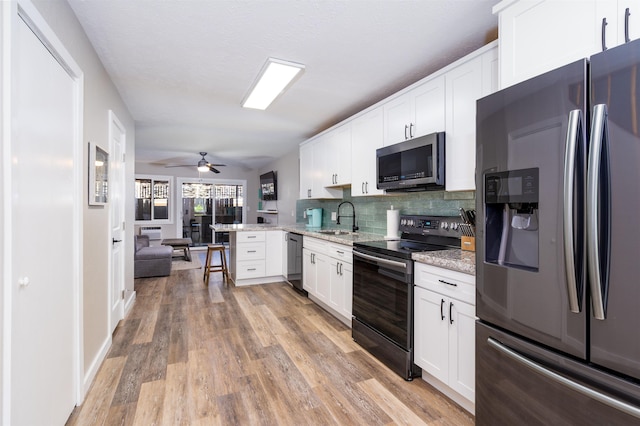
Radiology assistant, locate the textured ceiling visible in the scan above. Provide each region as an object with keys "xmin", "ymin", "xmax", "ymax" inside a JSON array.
[{"xmin": 67, "ymin": 0, "xmax": 499, "ymax": 171}]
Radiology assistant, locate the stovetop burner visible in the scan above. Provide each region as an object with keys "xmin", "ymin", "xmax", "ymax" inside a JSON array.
[{"xmin": 353, "ymin": 214, "xmax": 464, "ymax": 259}]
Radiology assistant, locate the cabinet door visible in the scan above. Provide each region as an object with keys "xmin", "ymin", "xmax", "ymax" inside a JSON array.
[
  {"xmin": 326, "ymin": 124, "xmax": 352, "ymax": 187},
  {"xmin": 445, "ymin": 55, "xmax": 483, "ymax": 191},
  {"xmin": 351, "ymin": 107, "xmax": 385, "ymax": 196},
  {"xmin": 311, "ymin": 136, "xmax": 343, "ymax": 199},
  {"xmin": 448, "ymin": 299, "xmax": 476, "ymax": 403},
  {"xmin": 413, "ymin": 75, "xmax": 446, "ymax": 138},
  {"xmin": 414, "ymin": 287, "xmax": 449, "ymax": 383},
  {"xmin": 383, "ymin": 91, "xmax": 413, "ymax": 145},
  {"xmin": 498, "ymin": 0, "xmax": 614, "ymax": 88},
  {"xmin": 302, "ymin": 249, "xmax": 316, "ymax": 293},
  {"xmin": 340, "ymin": 262, "xmax": 353, "ymax": 321},
  {"xmin": 314, "ymin": 252, "xmax": 331, "ymax": 304},
  {"xmin": 328, "ymin": 258, "xmax": 343, "ymax": 313},
  {"xmin": 265, "ymin": 230, "xmax": 283, "ymax": 277},
  {"xmin": 299, "ymin": 143, "xmax": 314, "ymax": 199}
]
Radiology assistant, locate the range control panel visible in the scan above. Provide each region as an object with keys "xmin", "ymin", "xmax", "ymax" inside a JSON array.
[{"xmin": 399, "ymin": 214, "xmax": 466, "ymax": 237}]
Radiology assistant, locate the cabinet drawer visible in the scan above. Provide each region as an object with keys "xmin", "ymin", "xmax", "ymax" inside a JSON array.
[
  {"xmin": 236, "ymin": 260, "xmax": 266, "ymax": 279},
  {"xmin": 236, "ymin": 231, "xmax": 265, "ymax": 243},
  {"xmin": 236, "ymin": 243, "xmax": 265, "ymax": 260},
  {"xmin": 415, "ymin": 263, "xmax": 475, "ymax": 305},
  {"xmin": 328, "ymin": 243, "xmax": 352, "ymax": 263},
  {"xmin": 303, "ymin": 236, "xmax": 328, "ymax": 255}
]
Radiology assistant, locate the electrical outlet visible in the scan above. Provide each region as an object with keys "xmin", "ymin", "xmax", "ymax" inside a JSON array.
[{"xmin": 331, "ymin": 211, "xmax": 337, "ymax": 221}]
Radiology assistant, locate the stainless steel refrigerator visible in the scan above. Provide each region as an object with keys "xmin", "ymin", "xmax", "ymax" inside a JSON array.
[{"xmin": 476, "ymin": 38, "xmax": 640, "ymax": 424}]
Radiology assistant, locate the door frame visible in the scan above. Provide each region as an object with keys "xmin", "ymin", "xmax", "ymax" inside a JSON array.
[
  {"xmin": 108, "ymin": 110, "xmax": 125, "ymax": 332},
  {"xmin": 1, "ymin": 0, "xmax": 85, "ymax": 420},
  {"xmin": 175, "ymin": 177, "xmax": 247, "ymax": 239}
]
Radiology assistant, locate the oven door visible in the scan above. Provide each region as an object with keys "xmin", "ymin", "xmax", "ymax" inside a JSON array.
[{"xmin": 352, "ymin": 248, "xmax": 413, "ymax": 349}]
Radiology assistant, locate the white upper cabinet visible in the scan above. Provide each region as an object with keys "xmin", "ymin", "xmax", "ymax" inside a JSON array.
[
  {"xmin": 299, "ymin": 142, "xmax": 314, "ymax": 199},
  {"xmin": 325, "ymin": 124, "xmax": 352, "ymax": 187},
  {"xmin": 351, "ymin": 107, "xmax": 385, "ymax": 197},
  {"xmin": 495, "ymin": 0, "xmax": 640, "ymax": 89},
  {"xmin": 384, "ymin": 75, "xmax": 446, "ymax": 146},
  {"xmin": 445, "ymin": 45, "xmax": 498, "ymax": 192},
  {"xmin": 299, "ymin": 136, "xmax": 342, "ymax": 200}
]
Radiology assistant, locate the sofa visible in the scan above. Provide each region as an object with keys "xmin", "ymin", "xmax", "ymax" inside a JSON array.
[{"xmin": 134, "ymin": 234, "xmax": 173, "ymax": 278}]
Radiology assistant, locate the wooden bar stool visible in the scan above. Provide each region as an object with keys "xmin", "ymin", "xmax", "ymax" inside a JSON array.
[{"xmin": 203, "ymin": 244, "xmax": 228, "ymax": 284}]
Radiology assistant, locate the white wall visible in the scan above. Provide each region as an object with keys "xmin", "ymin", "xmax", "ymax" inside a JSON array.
[
  {"xmin": 258, "ymin": 147, "xmax": 300, "ymax": 226},
  {"xmin": 30, "ymin": 0, "xmax": 136, "ymax": 389}
]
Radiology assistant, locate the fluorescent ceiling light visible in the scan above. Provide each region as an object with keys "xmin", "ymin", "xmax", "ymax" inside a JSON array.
[{"xmin": 242, "ymin": 58, "xmax": 305, "ymax": 110}]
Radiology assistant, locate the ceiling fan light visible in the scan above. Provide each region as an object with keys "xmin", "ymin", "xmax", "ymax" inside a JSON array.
[
  {"xmin": 197, "ymin": 158, "xmax": 209, "ymax": 172},
  {"xmin": 242, "ymin": 58, "xmax": 305, "ymax": 110}
]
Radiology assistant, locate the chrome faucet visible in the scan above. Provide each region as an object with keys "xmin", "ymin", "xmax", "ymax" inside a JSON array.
[{"xmin": 336, "ymin": 201, "xmax": 358, "ymax": 233}]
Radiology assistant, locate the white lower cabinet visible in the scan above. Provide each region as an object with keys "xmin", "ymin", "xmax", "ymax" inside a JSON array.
[
  {"xmin": 303, "ymin": 237, "xmax": 353, "ymax": 325},
  {"xmin": 230, "ymin": 230, "xmax": 286, "ymax": 285},
  {"xmin": 414, "ymin": 263, "xmax": 476, "ymax": 413}
]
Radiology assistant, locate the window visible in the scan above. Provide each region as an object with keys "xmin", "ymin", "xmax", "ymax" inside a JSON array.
[{"xmin": 135, "ymin": 175, "xmax": 172, "ymax": 223}]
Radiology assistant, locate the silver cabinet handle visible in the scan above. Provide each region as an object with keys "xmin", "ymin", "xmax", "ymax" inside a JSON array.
[
  {"xmin": 409, "ymin": 123, "xmax": 414, "ymax": 138},
  {"xmin": 602, "ymin": 17, "xmax": 608, "ymax": 51},
  {"xmin": 365, "ymin": 182, "xmax": 368, "ymax": 194},
  {"xmin": 625, "ymin": 8, "xmax": 631, "ymax": 43},
  {"xmin": 404, "ymin": 124, "xmax": 409, "ymax": 140},
  {"xmin": 361, "ymin": 182, "xmax": 365, "ymax": 194},
  {"xmin": 339, "ymin": 262, "xmax": 343, "ymax": 276},
  {"xmin": 247, "ymin": 268, "xmax": 257, "ymax": 271},
  {"xmin": 449, "ymin": 302, "xmax": 454, "ymax": 325},
  {"xmin": 440, "ymin": 299, "xmax": 445, "ymax": 321},
  {"xmin": 587, "ymin": 104, "xmax": 610, "ymax": 320},
  {"xmin": 488, "ymin": 337, "xmax": 640, "ymax": 419},
  {"xmin": 563, "ymin": 109, "xmax": 584, "ymax": 313},
  {"xmin": 247, "ymin": 250, "xmax": 257, "ymax": 253}
]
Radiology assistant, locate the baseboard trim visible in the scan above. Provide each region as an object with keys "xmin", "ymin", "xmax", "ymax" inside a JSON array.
[
  {"xmin": 83, "ymin": 334, "xmax": 111, "ymax": 396},
  {"xmin": 124, "ymin": 290, "xmax": 136, "ymax": 317}
]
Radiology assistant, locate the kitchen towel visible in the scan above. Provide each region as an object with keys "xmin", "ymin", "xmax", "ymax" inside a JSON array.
[{"xmin": 385, "ymin": 207, "xmax": 400, "ymax": 240}]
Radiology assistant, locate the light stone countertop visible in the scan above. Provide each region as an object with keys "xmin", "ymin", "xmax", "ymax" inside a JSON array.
[
  {"xmin": 412, "ymin": 249, "xmax": 476, "ymax": 275},
  {"xmin": 211, "ymin": 223, "xmax": 475, "ymax": 274},
  {"xmin": 209, "ymin": 223, "xmax": 383, "ymax": 245}
]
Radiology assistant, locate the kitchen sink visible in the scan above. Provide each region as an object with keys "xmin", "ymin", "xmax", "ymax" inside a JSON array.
[{"xmin": 316, "ymin": 230, "xmax": 352, "ymax": 235}]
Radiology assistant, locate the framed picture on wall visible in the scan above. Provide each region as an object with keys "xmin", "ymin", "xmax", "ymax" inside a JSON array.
[{"xmin": 89, "ymin": 142, "xmax": 109, "ymax": 205}]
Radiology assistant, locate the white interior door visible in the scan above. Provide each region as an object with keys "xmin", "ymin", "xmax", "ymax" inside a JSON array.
[
  {"xmin": 9, "ymin": 12, "xmax": 79, "ymax": 425},
  {"xmin": 109, "ymin": 111, "xmax": 125, "ymax": 332}
]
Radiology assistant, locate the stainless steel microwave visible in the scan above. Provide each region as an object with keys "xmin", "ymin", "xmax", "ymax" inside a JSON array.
[{"xmin": 376, "ymin": 132, "xmax": 445, "ymax": 191}]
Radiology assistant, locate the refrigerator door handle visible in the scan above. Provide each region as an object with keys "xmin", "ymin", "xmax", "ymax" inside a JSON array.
[
  {"xmin": 488, "ymin": 337, "xmax": 640, "ymax": 419},
  {"xmin": 563, "ymin": 109, "xmax": 583, "ymax": 313},
  {"xmin": 587, "ymin": 104, "xmax": 609, "ymax": 320}
]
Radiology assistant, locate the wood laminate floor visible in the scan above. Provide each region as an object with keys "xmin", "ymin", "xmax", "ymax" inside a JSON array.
[{"xmin": 66, "ymin": 254, "xmax": 474, "ymax": 425}]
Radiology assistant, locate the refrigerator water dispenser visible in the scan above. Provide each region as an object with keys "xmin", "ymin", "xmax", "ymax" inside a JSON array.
[{"xmin": 484, "ymin": 168, "xmax": 540, "ymax": 271}]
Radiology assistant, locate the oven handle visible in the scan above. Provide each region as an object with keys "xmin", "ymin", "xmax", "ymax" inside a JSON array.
[{"xmin": 353, "ymin": 250, "xmax": 407, "ymax": 269}]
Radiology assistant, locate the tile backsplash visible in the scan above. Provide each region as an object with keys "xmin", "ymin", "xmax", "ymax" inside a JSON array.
[{"xmin": 296, "ymin": 188, "xmax": 475, "ymax": 235}]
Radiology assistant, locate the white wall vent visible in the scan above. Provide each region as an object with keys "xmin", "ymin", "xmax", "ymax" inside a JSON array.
[{"xmin": 140, "ymin": 226, "xmax": 162, "ymax": 241}]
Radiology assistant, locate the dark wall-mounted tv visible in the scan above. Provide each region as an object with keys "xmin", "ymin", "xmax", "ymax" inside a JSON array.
[{"xmin": 260, "ymin": 171, "xmax": 277, "ymax": 201}]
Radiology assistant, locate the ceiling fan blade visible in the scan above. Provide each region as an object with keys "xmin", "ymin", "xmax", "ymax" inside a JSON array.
[
  {"xmin": 208, "ymin": 165, "xmax": 221, "ymax": 173},
  {"xmin": 207, "ymin": 163, "xmax": 226, "ymax": 167},
  {"xmin": 164, "ymin": 164, "xmax": 193, "ymax": 168}
]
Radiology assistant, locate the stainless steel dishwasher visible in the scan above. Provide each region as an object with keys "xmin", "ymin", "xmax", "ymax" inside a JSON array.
[{"xmin": 286, "ymin": 232, "xmax": 306, "ymax": 295}]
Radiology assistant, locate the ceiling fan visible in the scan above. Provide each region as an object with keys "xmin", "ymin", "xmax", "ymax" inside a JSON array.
[{"xmin": 165, "ymin": 152, "xmax": 226, "ymax": 174}]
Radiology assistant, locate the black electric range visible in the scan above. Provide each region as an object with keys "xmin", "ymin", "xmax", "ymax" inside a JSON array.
[
  {"xmin": 353, "ymin": 214, "xmax": 464, "ymax": 259},
  {"xmin": 351, "ymin": 214, "xmax": 465, "ymax": 380}
]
